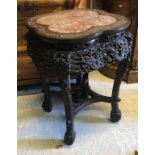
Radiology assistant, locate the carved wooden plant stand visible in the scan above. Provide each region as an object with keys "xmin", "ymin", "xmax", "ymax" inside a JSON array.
[{"xmin": 26, "ymin": 9, "xmax": 133, "ymax": 145}]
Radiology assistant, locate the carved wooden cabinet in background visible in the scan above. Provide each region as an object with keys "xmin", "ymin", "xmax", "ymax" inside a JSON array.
[
  {"xmin": 92, "ymin": 0, "xmax": 138, "ymax": 83},
  {"xmin": 17, "ymin": 0, "xmax": 89, "ymax": 86}
]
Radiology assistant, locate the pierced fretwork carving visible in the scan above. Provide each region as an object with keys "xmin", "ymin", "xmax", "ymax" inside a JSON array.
[{"xmin": 27, "ymin": 31, "xmax": 133, "ymax": 75}]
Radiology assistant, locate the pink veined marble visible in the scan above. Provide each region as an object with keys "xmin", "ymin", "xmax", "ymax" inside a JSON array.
[{"xmin": 36, "ymin": 10, "xmax": 117, "ymax": 33}]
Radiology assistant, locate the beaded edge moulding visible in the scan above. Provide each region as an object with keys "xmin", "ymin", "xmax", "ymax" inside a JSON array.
[{"xmin": 25, "ymin": 9, "xmax": 130, "ymax": 40}]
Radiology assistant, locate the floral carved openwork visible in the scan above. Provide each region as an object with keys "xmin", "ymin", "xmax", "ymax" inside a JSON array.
[{"xmin": 27, "ymin": 31, "xmax": 132, "ymax": 75}]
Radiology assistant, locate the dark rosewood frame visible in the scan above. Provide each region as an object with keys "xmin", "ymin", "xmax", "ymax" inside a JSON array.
[{"xmin": 26, "ymin": 10, "xmax": 133, "ymax": 145}]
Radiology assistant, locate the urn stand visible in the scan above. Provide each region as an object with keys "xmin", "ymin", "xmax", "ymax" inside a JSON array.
[{"xmin": 26, "ymin": 9, "xmax": 133, "ymax": 145}]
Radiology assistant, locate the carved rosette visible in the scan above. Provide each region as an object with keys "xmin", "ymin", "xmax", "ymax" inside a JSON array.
[{"xmin": 27, "ymin": 31, "xmax": 133, "ymax": 75}]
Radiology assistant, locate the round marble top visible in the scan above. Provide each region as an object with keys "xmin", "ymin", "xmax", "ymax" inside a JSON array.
[{"xmin": 26, "ymin": 9, "xmax": 130, "ymax": 40}]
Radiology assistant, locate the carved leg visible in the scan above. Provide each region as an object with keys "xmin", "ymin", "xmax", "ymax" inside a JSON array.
[
  {"xmin": 38, "ymin": 69, "xmax": 52, "ymax": 112},
  {"xmin": 60, "ymin": 74, "xmax": 76, "ymax": 145},
  {"xmin": 42, "ymin": 75, "xmax": 53, "ymax": 112},
  {"xmin": 110, "ymin": 58, "xmax": 129, "ymax": 122},
  {"xmin": 72, "ymin": 73, "xmax": 89, "ymax": 102},
  {"xmin": 81, "ymin": 73, "xmax": 89, "ymax": 98}
]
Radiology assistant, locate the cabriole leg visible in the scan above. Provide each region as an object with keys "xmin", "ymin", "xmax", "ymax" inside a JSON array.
[
  {"xmin": 110, "ymin": 58, "xmax": 129, "ymax": 122},
  {"xmin": 38, "ymin": 69, "xmax": 52, "ymax": 112},
  {"xmin": 72, "ymin": 73, "xmax": 89, "ymax": 102},
  {"xmin": 60, "ymin": 74, "xmax": 76, "ymax": 145}
]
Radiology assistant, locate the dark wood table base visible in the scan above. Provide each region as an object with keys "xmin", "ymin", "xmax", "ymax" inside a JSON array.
[
  {"xmin": 41, "ymin": 59, "xmax": 129, "ymax": 144},
  {"xmin": 26, "ymin": 31, "xmax": 132, "ymax": 145},
  {"xmin": 26, "ymin": 9, "xmax": 133, "ymax": 145}
]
